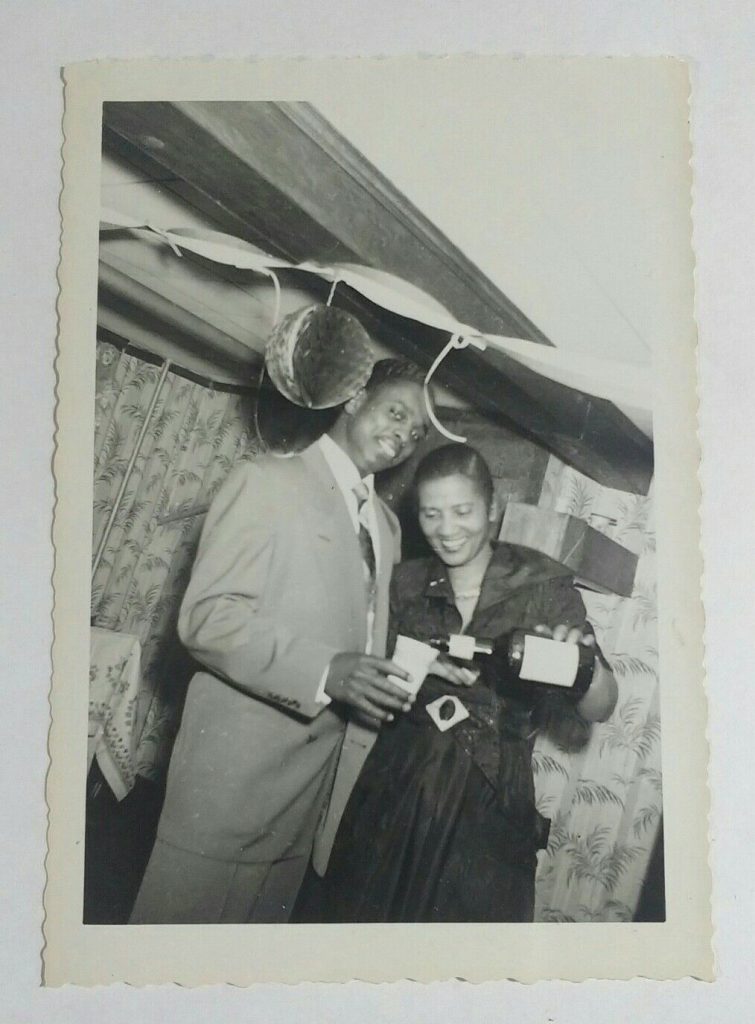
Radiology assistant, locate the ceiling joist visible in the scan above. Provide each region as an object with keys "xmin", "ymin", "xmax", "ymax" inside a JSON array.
[{"xmin": 102, "ymin": 101, "xmax": 654, "ymax": 493}]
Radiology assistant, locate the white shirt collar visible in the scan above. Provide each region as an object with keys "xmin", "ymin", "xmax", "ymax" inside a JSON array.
[{"xmin": 317, "ymin": 433, "xmax": 375, "ymax": 501}]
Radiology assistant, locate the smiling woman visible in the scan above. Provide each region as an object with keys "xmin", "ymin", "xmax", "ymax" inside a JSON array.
[{"xmin": 295, "ymin": 443, "xmax": 616, "ymax": 923}]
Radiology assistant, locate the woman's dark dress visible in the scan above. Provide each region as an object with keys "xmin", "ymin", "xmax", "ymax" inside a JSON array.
[{"xmin": 309, "ymin": 543, "xmax": 590, "ymax": 923}]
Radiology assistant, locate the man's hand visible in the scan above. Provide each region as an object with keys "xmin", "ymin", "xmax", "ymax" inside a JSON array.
[{"xmin": 324, "ymin": 653, "xmax": 414, "ymax": 722}]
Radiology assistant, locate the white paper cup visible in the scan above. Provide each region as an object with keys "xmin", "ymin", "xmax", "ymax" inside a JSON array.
[{"xmin": 389, "ymin": 635, "xmax": 439, "ymax": 696}]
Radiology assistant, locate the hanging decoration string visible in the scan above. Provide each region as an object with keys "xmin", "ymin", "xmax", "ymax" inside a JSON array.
[
  {"xmin": 265, "ymin": 268, "xmax": 282, "ymax": 328},
  {"xmin": 423, "ymin": 334, "xmax": 474, "ymax": 444},
  {"xmin": 253, "ymin": 269, "xmax": 283, "ymax": 455},
  {"xmin": 146, "ymin": 223, "xmax": 184, "ymax": 259},
  {"xmin": 326, "ymin": 277, "xmax": 339, "ymax": 306}
]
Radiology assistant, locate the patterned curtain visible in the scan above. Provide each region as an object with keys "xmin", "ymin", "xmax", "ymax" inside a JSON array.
[
  {"xmin": 91, "ymin": 339, "xmax": 259, "ymax": 779},
  {"xmin": 91, "ymin": 343, "xmax": 661, "ymax": 918},
  {"xmin": 533, "ymin": 456, "xmax": 660, "ymax": 922}
]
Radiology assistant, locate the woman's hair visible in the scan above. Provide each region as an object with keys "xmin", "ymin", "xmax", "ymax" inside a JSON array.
[{"xmin": 413, "ymin": 443, "xmax": 495, "ymax": 508}]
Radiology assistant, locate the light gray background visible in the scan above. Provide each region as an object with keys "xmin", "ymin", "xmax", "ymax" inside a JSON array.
[{"xmin": 1, "ymin": 0, "xmax": 751, "ymax": 1018}]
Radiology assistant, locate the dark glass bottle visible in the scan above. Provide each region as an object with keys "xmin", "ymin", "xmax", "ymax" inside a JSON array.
[{"xmin": 428, "ymin": 628, "xmax": 595, "ymax": 699}]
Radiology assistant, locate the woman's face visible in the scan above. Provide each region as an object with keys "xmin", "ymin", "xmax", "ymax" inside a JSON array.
[{"xmin": 417, "ymin": 472, "xmax": 496, "ymax": 569}]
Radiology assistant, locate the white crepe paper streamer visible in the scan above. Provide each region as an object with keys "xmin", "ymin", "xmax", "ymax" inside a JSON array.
[
  {"xmin": 317, "ymin": 261, "xmax": 467, "ymax": 336},
  {"xmin": 165, "ymin": 229, "xmax": 292, "ymax": 272},
  {"xmin": 99, "ymin": 211, "xmax": 653, "ymax": 420},
  {"xmin": 146, "ymin": 224, "xmax": 184, "ymax": 259},
  {"xmin": 480, "ymin": 332, "xmax": 652, "ymax": 413},
  {"xmin": 100, "ymin": 208, "xmax": 150, "ymax": 230},
  {"xmin": 100, "ymin": 209, "xmax": 293, "ymax": 273}
]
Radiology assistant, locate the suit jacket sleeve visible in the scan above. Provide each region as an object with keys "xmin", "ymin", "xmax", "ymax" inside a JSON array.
[{"xmin": 177, "ymin": 459, "xmax": 340, "ymax": 720}]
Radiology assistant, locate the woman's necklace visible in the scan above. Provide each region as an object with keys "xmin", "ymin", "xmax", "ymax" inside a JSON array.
[
  {"xmin": 453, "ymin": 584, "xmax": 482, "ymax": 632},
  {"xmin": 450, "ymin": 546, "xmax": 493, "ymax": 631},
  {"xmin": 448, "ymin": 544, "xmax": 493, "ymax": 629}
]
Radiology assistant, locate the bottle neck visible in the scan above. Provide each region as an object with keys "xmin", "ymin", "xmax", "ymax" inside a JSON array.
[
  {"xmin": 430, "ymin": 634, "xmax": 495, "ymax": 660},
  {"xmin": 430, "ymin": 629, "xmax": 595, "ymax": 696}
]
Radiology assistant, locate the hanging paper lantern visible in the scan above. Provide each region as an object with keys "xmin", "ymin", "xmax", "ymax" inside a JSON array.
[{"xmin": 264, "ymin": 303, "xmax": 375, "ymax": 409}]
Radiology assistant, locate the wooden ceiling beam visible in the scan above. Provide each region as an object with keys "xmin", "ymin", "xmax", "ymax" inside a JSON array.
[
  {"xmin": 101, "ymin": 101, "xmax": 654, "ymax": 493},
  {"xmin": 333, "ymin": 292, "xmax": 653, "ymax": 492},
  {"xmin": 98, "ymin": 259, "xmax": 259, "ymax": 377}
]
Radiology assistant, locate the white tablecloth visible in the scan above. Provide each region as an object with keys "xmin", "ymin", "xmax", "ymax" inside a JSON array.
[{"xmin": 89, "ymin": 627, "xmax": 142, "ymax": 801}]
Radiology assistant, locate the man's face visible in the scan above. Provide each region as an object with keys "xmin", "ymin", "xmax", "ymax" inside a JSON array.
[{"xmin": 343, "ymin": 380, "xmax": 429, "ymax": 475}]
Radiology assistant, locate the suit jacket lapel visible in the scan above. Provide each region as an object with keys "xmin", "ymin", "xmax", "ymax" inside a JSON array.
[
  {"xmin": 299, "ymin": 444, "xmax": 368, "ymax": 649},
  {"xmin": 374, "ymin": 499, "xmax": 395, "ymax": 586},
  {"xmin": 372, "ymin": 498, "xmax": 398, "ymax": 656}
]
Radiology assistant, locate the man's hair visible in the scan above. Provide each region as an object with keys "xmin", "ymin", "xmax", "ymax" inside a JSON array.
[
  {"xmin": 363, "ymin": 357, "xmax": 427, "ymax": 393},
  {"xmin": 413, "ymin": 443, "xmax": 495, "ymax": 508}
]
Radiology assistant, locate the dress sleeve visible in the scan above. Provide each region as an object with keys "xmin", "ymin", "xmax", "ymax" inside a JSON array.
[{"xmin": 529, "ymin": 574, "xmax": 589, "ymax": 631}]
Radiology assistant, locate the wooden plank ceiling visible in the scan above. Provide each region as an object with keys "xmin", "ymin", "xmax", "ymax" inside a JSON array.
[{"xmin": 101, "ymin": 101, "xmax": 653, "ymax": 493}]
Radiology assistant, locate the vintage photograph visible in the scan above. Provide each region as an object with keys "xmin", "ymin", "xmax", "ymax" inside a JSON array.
[{"xmin": 47, "ymin": 57, "xmax": 709, "ymax": 984}]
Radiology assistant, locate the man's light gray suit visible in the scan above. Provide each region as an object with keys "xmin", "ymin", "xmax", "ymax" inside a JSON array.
[{"xmin": 130, "ymin": 442, "xmax": 398, "ymax": 922}]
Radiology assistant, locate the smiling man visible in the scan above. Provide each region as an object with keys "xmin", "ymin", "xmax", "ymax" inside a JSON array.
[{"xmin": 130, "ymin": 358, "xmax": 431, "ymax": 924}]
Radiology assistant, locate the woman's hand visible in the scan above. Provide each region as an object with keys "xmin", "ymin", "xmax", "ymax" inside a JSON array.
[
  {"xmin": 533, "ymin": 623, "xmax": 617, "ymax": 722},
  {"xmin": 430, "ymin": 655, "xmax": 479, "ymax": 687},
  {"xmin": 533, "ymin": 623, "xmax": 595, "ymax": 647}
]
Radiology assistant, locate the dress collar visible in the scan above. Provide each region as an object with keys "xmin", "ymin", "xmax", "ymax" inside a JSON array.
[{"xmin": 423, "ymin": 542, "xmax": 573, "ymax": 612}]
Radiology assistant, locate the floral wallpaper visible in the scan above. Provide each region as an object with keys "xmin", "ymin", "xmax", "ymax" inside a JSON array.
[
  {"xmin": 91, "ymin": 341, "xmax": 661, "ymax": 919},
  {"xmin": 533, "ymin": 457, "xmax": 661, "ymax": 922},
  {"xmin": 91, "ymin": 340, "xmax": 258, "ymax": 778}
]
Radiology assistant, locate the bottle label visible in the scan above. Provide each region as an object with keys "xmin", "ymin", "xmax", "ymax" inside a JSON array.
[
  {"xmin": 447, "ymin": 634, "xmax": 477, "ymax": 661},
  {"xmin": 519, "ymin": 635, "xmax": 579, "ymax": 687}
]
